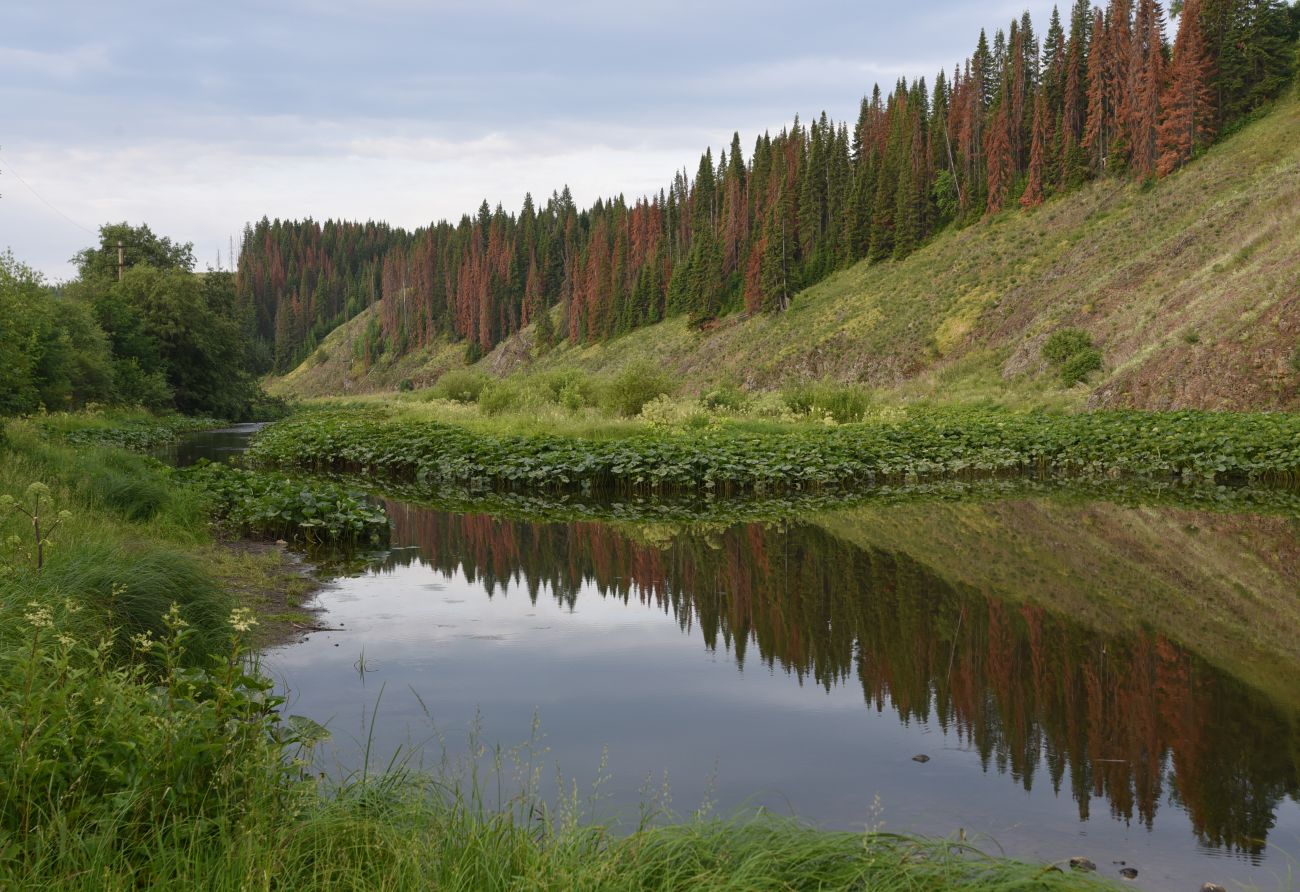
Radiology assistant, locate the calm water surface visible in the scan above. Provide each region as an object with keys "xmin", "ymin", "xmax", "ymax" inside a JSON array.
[{"xmin": 185, "ymin": 428, "xmax": 1300, "ymax": 890}]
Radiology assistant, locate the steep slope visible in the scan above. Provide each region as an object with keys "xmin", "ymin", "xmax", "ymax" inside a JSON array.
[{"xmin": 272, "ymin": 86, "xmax": 1300, "ymax": 410}]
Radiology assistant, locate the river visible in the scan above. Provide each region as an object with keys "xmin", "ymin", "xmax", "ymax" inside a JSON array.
[{"xmin": 177, "ymin": 425, "xmax": 1300, "ymax": 889}]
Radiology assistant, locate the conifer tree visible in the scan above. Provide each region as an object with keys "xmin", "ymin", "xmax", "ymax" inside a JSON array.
[
  {"xmin": 1022, "ymin": 91, "xmax": 1051, "ymax": 207},
  {"xmin": 1128, "ymin": 0, "xmax": 1168, "ymax": 178},
  {"xmin": 1157, "ymin": 0, "xmax": 1217, "ymax": 175},
  {"xmin": 986, "ymin": 102, "xmax": 1016, "ymax": 212}
]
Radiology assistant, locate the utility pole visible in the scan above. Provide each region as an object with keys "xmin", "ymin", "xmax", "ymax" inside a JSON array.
[{"xmin": 117, "ymin": 240, "xmax": 124, "ymax": 282}]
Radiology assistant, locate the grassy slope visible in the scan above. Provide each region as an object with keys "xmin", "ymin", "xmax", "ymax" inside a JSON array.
[{"xmin": 274, "ymin": 85, "xmax": 1300, "ymax": 410}]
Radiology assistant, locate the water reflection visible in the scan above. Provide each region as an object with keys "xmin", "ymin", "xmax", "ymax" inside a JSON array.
[
  {"xmin": 377, "ymin": 501, "xmax": 1300, "ymax": 857},
  {"xmin": 154, "ymin": 422, "xmax": 267, "ymax": 467}
]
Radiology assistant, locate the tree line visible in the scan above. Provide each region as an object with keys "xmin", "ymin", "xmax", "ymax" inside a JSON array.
[
  {"xmin": 0, "ymin": 224, "xmax": 276, "ymax": 419},
  {"xmin": 238, "ymin": 0, "xmax": 1298, "ymax": 373}
]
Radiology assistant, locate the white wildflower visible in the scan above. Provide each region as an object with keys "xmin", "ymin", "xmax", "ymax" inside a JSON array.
[{"xmin": 228, "ymin": 607, "xmax": 258, "ymax": 634}]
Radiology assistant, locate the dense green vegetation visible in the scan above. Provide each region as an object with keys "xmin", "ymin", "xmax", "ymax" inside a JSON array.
[
  {"xmin": 0, "ymin": 225, "xmax": 286, "ymax": 421},
  {"xmin": 35, "ymin": 409, "xmax": 223, "ymax": 451},
  {"xmin": 250, "ymin": 405, "xmax": 1300, "ymax": 495},
  {"xmin": 180, "ymin": 460, "xmax": 389, "ymax": 547},
  {"xmin": 0, "ymin": 415, "xmax": 1119, "ymax": 891}
]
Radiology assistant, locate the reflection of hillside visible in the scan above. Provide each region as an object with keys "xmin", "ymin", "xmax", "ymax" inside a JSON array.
[{"xmin": 382, "ymin": 500, "xmax": 1300, "ymax": 855}]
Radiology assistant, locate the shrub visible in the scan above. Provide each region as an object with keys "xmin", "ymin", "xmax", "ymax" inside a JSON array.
[
  {"xmin": 1042, "ymin": 329, "xmax": 1094, "ymax": 365},
  {"xmin": 602, "ymin": 362, "xmax": 675, "ymax": 417},
  {"xmin": 702, "ymin": 384, "xmax": 748, "ymax": 412},
  {"xmin": 397, "ymin": 378, "xmax": 414, "ymax": 393},
  {"xmin": 537, "ymin": 370, "xmax": 600, "ymax": 409},
  {"xmin": 781, "ymin": 380, "xmax": 872, "ymax": 423},
  {"xmin": 1042, "ymin": 328, "xmax": 1103, "ymax": 387},
  {"xmin": 430, "ymin": 370, "xmax": 489, "ymax": 404},
  {"xmin": 639, "ymin": 396, "xmax": 708, "ymax": 428},
  {"xmin": 1059, "ymin": 348, "xmax": 1103, "ymax": 386},
  {"xmin": 478, "ymin": 379, "xmax": 529, "ymax": 416},
  {"xmin": 1291, "ymin": 343, "xmax": 1300, "ymax": 375}
]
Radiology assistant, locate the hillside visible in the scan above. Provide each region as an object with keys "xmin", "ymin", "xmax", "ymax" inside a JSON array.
[{"xmin": 270, "ymin": 84, "xmax": 1300, "ymax": 411}]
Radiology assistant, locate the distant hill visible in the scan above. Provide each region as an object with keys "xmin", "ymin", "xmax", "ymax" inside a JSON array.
[{"xmin": 271, "ymin": 83, "xmax": 1299, "ymax": 412}]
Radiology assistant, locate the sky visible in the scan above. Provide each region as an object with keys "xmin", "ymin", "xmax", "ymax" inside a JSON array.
[{"xmin": 2, "ymin": 0, "xmax": 1058, "ymax": 282}]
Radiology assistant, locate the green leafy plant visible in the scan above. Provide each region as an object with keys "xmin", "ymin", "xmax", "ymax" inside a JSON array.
[
  {"xmin": 247, "ymin": 406, "xmax": 1300, "ymax": 497},
  {"xmin": 1042, "ymin": 329, "xmax": 1103, "ymax": 386},
  {"xmin": 0, "ymin": 483, "xmax": 71, "ymax": 571},
  {"xmin": 180, "ymin": 461, "xmax": 389, "ymax": 547},
  {"xmin": 1059, "ymin": 348, "xmax": 1103, "ymax": 386},
  {"xmin": 1042, "ymin": 329, "xmax": 1094, "ymax": 365},
  {"xmin": 781, "ymin": 380, "xmax": 873, "ymax": 423},
  {"xmin": 602, "ymin": 362, "xmax": 675, "ymax": 417},
  {"xmin": 429, "ymin": 369, "xmax": 489, "ymax": 404}
]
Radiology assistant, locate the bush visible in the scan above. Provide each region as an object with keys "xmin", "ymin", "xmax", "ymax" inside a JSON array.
[
  {"xmin": 536, "ymin": 369, "xmax": 600, "ymax": 410},
  {"xmin": 781, "ymin": 380, "xmax": 873, "ymax": 423},
  {"xmin": 1042, "ymin": 328, "xmax": 1103, "ymax": 387},
  {"xmin": 1059, "ymin": 348, "xmax": 1103, "ymax": 386},
  {"xmin": 478, "ymin": 379, "xmax": 529, "ymax": 416},
  {"xmin": 639, "ymin": 396, "xmax": 708, "ymax": 428},
  {"xmin": 430, "ymin": 370, "xmax": 489, "ymax": 404},
  {"xmin": 1042, "ymin": 329, "xmax": 1094, "ymax": 365},
  {"xmin": 602, "ymin": 362, "xmax": 675, "ymax": 417},
  {"xmin": 702, "ymin": 384, "xmax": 748, "ymax": 412}
]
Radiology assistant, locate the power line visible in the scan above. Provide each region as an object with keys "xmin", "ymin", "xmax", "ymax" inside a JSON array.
[{"xmin": 0, "ymin": 147, "xmax": 98, "ymax": 236}]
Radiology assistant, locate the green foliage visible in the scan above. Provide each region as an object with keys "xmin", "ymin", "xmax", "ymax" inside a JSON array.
[
  {"xmin": 0, "ymin": 589, "xmax": 323, "ymax": 884},
  {"xmin": 1059, "ymin": 348, "xmax": 1103, "ymax": 386},
  {"xmin": 536, "ymin": 369, "xmax": 601, "ymax": 409},
  {"xmin": 0, "ymin": 252, "xmax": 116, "ymax": 415},
  {"xmin": 72, "ymin": 221, "xmax": 196, "ymax": 282},
  {"xmin": 1042, "ymin": 329, "xmax": 1095, "ymax": 365},
  {"xmin": 602, "ymin": 361, "xmax": 676, "ymax": 417},
  {"xmin": 0, "ymin": 483, "xmax": 71, "ymax": 572},
  {"xmin": 38, "ymin": 411, "xmax": 221, "ymax": 452},
  {"xmin": 782, "ymin": 380, "xmax": 874, "ymax": 423},
  {"xmin": 430, "ymin": 369, "xmax": 490, "ymax": 404},
  {"xmin": 82, "ymin": 454, "xmax": 170, "ymax": 522},
  {"xmin": 249, "ymin": 407, "xmax": 1300, "ymax": 496},
  {"xmin": 1042, "ymin": 330, "xmax": 1103, "ymax": 387},
  {"xmin": 702, "ymin": 383, "xmax": 749, "ymax": 412},
  {"xmin": 4, "ymin": 230, "xmax": 278, "ymax": 421},
  {"xmin": 180, "ymin": 461, "xmax": 389, "ymax": 547},
  {"xmin": 477, "ymin": 379, "xmax": 528, "ymax": 416}
]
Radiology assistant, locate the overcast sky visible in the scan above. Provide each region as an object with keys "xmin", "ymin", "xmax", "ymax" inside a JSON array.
[{"xmin": 2, "ymin": 0, "xmax": 1057, "ymax": 282}]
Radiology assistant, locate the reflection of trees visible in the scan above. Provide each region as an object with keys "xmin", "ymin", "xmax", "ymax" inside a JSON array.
[{"xmin": 382, "ymin": 501, "xmax": 1300, "ymax": 855}]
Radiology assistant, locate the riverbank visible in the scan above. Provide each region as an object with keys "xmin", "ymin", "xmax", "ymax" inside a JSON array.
[
  {"xmin": 1, "ymin": 411, "xmax": 1127, "ymax": 889},
  {"xmin": 249, "ymin": 398, "xmax": 1300, "ymax": 495}
]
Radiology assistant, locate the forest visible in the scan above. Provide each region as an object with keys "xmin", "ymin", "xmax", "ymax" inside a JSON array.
[
  {"xmin": 0, "ymin": 225, "xmax": 277, "ymax": 420},
  {"xmin": 236, "ymin": 0, "xmax": 1299, "ymax": 375}
]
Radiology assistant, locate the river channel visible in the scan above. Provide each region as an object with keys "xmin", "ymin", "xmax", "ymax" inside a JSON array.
[{"xmin": 174, "ymin": 425, "xmax": 1300, "ymax": 889}]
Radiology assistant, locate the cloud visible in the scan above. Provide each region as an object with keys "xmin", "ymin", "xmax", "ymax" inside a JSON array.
[
  {"xmin": 0, "ymin": 43, "xmax": 112, "ymax": 80},
  {"xmin": 0, "ymin": 0, "xmax": 1061, "ymax": 280}
]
